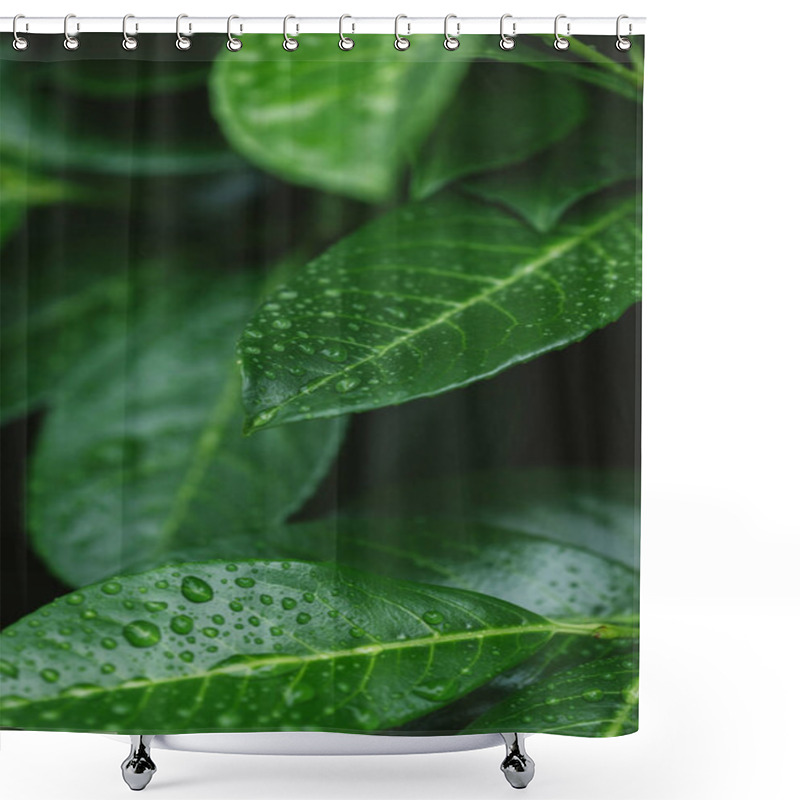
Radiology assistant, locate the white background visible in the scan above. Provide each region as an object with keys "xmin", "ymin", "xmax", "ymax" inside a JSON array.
[{"xmin": 2, "ymin": 1, "xmax": 799, "ymax": 798}]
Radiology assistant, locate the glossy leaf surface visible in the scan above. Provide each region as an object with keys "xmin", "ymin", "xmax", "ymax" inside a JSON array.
[
  {"xmin": 464, "ymin": 653, "xmax": 639, "ymax": 735},
  {"xmin": 239, "ymin": 192, "xmax": 641, "ymax": 432},
  {"xmin": 211, "ymin": 35, "xmax": 469, "ymax": 201},
  {"xmin": 0, "ymin": 560, "xmax": 566, "ymax": 733}
]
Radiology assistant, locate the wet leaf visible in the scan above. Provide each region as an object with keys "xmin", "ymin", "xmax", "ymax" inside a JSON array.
[
  {"xmin": 464, "ymin": 653, "xmax": 639, "ymax": 736},
  {"xmin": 239, "ymin": 191, "xmax": 641, "ymax": 432},
  {"xmin": 0, "ymin": 560, "xmax": 579, "ymax": 733}
]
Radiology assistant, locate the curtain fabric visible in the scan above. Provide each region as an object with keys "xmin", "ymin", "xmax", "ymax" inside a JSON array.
[{"xmin": 0, "ymin": 33, "xmax": 643, "ymax": 738}]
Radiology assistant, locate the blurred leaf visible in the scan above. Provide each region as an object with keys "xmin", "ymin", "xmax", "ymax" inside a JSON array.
[
  {"xmin": 0, "ymin": 61, "xmax": 240, "ymax": 176},
  {"xmin": 238, "ymin": 191, "xmax": 641, "ymax": 433},
  {"xmin": 0, "ymin": 244, "xmax": 135, "ymax": 421},
  {"xmin": 0, "ymin": 560, "xmax": 574, "ymax": 733},
  {"xmin": 29, "ymin": 267, "xmax": 346, "ymax": 588},
  {"xmin": 47, "ymin": 60, "xmax": 210, "ymax": 98},
  {"xmin": 351, "ymin": 469, "xmax": 640, "ymax": 569},
  {"xmin": 464, "ymin": 653, "xmax": 639, "ymax": 735},
  {"xmin": 412, "ymin": 67, "xmax": 586, "ymax": 198},
  {"xmin": 210, "ymin": 35, "xmax": 469, "ymax": 202},
  {"xmin": 463, "ymin": 120, "xmax": 640, "ymax": 232},
  {"xmin": 0, "ymin": 165, "xmax": 84, "ymax": 248}
]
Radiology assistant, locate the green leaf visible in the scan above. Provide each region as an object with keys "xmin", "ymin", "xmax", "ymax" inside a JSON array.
[
  {"xmin": 350, "ymin": 469, "xmax": 640, "ymax": 569},
  {"xmin": 28, "ymin": 268, "xmax": 345, "ymax": 588},
  {"xmin": 464, "ymin": 653, "xmax": 639, "ymax": 736},
  {"xmin": 0, "ymin": 61, "xmax": 240, "ymax": 176},
  {"xmin": 0, "ymin": 560, "xmax": 589, "ymax": 733},
  {"xmin": 463, "ymin": 118, "xmax": 640, "ymax": 232},
  {"xmin": 411, "ymin": 67, "xmax": 586, "ymax": 199},
  {"xmin": 0, "ymin": 165, "xmax": 83, "ymax": 248},
  {"xmin": 0, "ymin": 244, "xmax": 136, "ymax": 421},
  {"xmin": 46, "ymin": 60, "xmax": 210, "ymax": 98},
  {"xmin": 243, "ymin": 516, "xmax": 637, "ymax": 622},
  {"xmin": 210, "ymin": 35, "xmax": 469, "ymax": 202},
  {"xmin": 239, "ymin": 191, "xmax": 641, "ymax": 433}
]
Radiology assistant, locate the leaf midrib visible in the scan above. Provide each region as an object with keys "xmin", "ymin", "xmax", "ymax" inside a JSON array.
[
  {"xmin": 252, "ymin": 196, "xmax": 637, "ymax": 426},
  {"xmin": 7, "ymin": 617, "xmax": 636, "ymax": 709}
]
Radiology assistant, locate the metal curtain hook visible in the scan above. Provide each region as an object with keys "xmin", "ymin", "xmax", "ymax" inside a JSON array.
[
  {"xmin": 283, "ymin": 15, "xmax": 299, "ymax": 51},
  {"xmin": 616, "ymin": 14, "xmax": 632, "ymax": 50},
  {"xmin": 339, "ymin": 14, "xmax": 354, "ymax": 50},
  {"xmin": 12, "ymin": 14, "xmax": 28, "ymax": 51},
  {"xmin": 443, "ymin": 14, "xmax": 460, "ymax": 51},
  {"xmin": 176, "ymin": 13, "xmax": 192, "ymax": 50},
  {"xmin": 554, "ymin": 14, "xmax": 570, "ymax": 51},
  {"xmin": 122, "ymin": 14, "xmax": 138, "ymax": 51},
  {"xmin": 63, "ymin": 13, "xmax": 79, "ymax": 50},
  {"xmin": 499, "ymin": 14, "xmax": 516, "ymax": 51},
  {"xmin": 394, "ymin": 14, "xmax": 410, "ymax": 50},
  {"xmin": 227, "ymin": 15, "xmax": 243, "ymax": 51}
]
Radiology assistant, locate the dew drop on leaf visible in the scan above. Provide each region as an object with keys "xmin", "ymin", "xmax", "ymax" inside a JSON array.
[
  {"xmin": 123, "ymin": 620, "xmax": 162, "ymax": 648},
  {"xmin": 422, "ymin": 610, "xmax": 444, "ymax": 625},
  {"xmin": 170, "ymin": 615, "xmax": 194, "ymax": 635},
  {"xmin": 281, "ymin": 597, "xmax": 297, "ymax": 610},
  {"xmin": 101, "ymin": 581, "xmax": 122, "ymax": 595},
  {"xmin": 144, "ymin": 601, "xmax": 168, "ymax": 613},
  {"xmin": 65, "ymin": 593, "xmax": 85, "ymax": 606},
  {"xmin": 582, "ymin": 689, "xmax": 604, "ymax": 703},
  {"xmin": 40, "ymin": 668, "xmax": 60, "ymax": 683},
  {"xmin": 101, "ymin": 637, "xmax": 118, "ymax": 650},
  {"xmin": 234, "ymin": 577, "xmax": 255, "ymax": 588},
  {"xmin": 0, "ymin": 660, "xmax": 19, "ymax": 679},
  {"xmin": 260, "ymin": 594, "xmax": 273, "ymax": 606},
  {"xmin": 181, "ymin": 576, "xmax": 214, "ymax": 603},
  {"xmin": 296, "ymin": 612, "xmax": 311, "ymax": 625}
]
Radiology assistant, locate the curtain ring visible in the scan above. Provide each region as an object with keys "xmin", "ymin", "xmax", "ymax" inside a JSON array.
[
  {"xmin": 63, "ymin": 13, "xmax": 79, "ymax": 51},
  {"xmin": 616, "ymin": 14, "xmax": 632, "ymax": 51},
  {"xmin": 227, "ymin": 15, "xmax": 243, "ymax": 51},
  {"xmin": 338, "ymin": 14, "xmax": 355, "ymax": 50},
  {"xmin": 499, "ymin": 14, "xmax": 516, "ymax": 51},
  {"xmin": 122, "ymin": 14, "xmax": 138, "ymax": 51},
  {"xmin": 554, "ymin": 14, "xmax": 570, "ymax": 51},
  {"xmin": 176, "ymin": 14, "xmax": 192, "ymax": 50},
  {"xmin": 394, "ymin": 14, "xmax": 410, "ymax": 51},
  {"xmin": 443, "ymin": 14, "xmax": 460, "ymax": 51},
  {"xmin": 12, "ymin": 15, "xmax": 28, "ymax": 51},
  {"xmin": 283, "ymin": 15, "xmax": 299, "ymax": 51}
]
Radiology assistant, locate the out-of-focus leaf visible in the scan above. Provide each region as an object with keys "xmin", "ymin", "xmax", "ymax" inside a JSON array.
[
  {"xmin": 0, "ymin": 61, "xmax": 240, "ymax": 175},
  {"xmin": 411, "ymin": 67, "xmax": 586, "ymax": 199},
  {"xmin": 238, "ymin": 192, "xmax": 641, "ymax": 433},
  {"xmin": 210, "ymin": 35, "xmax": 469, "ymax": 202},
  {"xmin": 29, "ymin": 267, "xmax": 346, "ymax": 588},
  {"xmin": 463, "ymin": 120, "xmax": 640, "ymax": 232}
]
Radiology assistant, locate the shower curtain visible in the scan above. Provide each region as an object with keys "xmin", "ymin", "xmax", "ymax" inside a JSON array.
[{"xmin": 0, "ymin": 31, "xmax": 642, "ymax": 739}]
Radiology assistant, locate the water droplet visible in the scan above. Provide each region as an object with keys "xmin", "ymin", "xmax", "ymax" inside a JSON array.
[
  {"xmin": 235, "ymin": 577, "xmax": 255, "ymax": 588},
  {"xmin": 144, "ymin": 601, "xmax": 167, "ymax": 613},
  {"xmin": 179, "ymin": 651, "xmax": 194, "ymax": 663},
  {"xmin": 229, "ymin": 601, "xmax": 244, "ymax": 612},
  {"xmin": 101, "ymin": 637, "xmax": 118, "ymax": 650},
  {"xmin": 349, "ymin": 627, "xmax": 365, "ymax": 639},
  {"xmin": 123, "ymin": 620, "xmax": 162, "ymax": 648},
  {"xmin": 40, "ymin": 668, "xmax": 60, "ymax": 683},
  {"xmin": 255, "ymin": 409, "xmax": 278, "ymax": 426},
  {"xmin": 81, "ymin": 609, "xmax": 98, "ymax": 620},
  {"xmin": 101, "ymin": 581, "xmax": 122, "ymax": 595},
  {"xmin": 281, "ymin": 597, "xmax": 297, "ymax": 610},
  {"xmin": 272, "ymin": 318, "xmax": 292, "ymax": 330},
  {"xmin": 100, "ymin": 664, "xmax": 116, "ymax": 675},
  {"xmin": 225, "ymin": 564, "xmax": 239, "ymax": 572},
  {"xmin": 302, "ymin": 592, "xmax": 315, "ymax": 603},
  {"xmin": 60, "ymin": 683, "xmax": 98, "ymax": 698},
  {"xmin": 412, "ymin": 679, "xmax": 460, "ymax": 702},
  {"xmin": 335, "ymin": 377, "xmax": 360, "ymax": 393},
  {"xmin": 422, "ymin": 610, "xmax": 444, "ymax": 625},
  {"xmin": 260, "ymin": 594, "xmax": 273, "ymax": 606},
  {"xmin": 181, "ymin": 576, "xmax": 214, "ymax": 603},
  {"xmin": 155, "ymin": 580, "xmax": 169, "ymax": 589},
  {"xmin": 0, "ymin": 660, "xmax": 19, "ymax": 679},
  {"xmin": 170, "ymin": 615, "xmax": 194, "ymax": 635},
  {"xmin": 270, "ymin": 627, "xmax": 283, "ymax": 636},
  {"xmin": 284, "ymin": 683, "xmax": 316, "ymax": 706},
  {"xmin": 65, "ymin": 593, "xmax": 85, "ymax": 606},
  {"xmin": 202, "ymin": 627, "xmax": 219, "ymax": 638},
  {"xmin": 321, "ymin": 346, "xmax": 348, "ymax": 363},
  {"xmin": 296, "ymin": 612, "xmax": 311, "ymax": 625}
]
